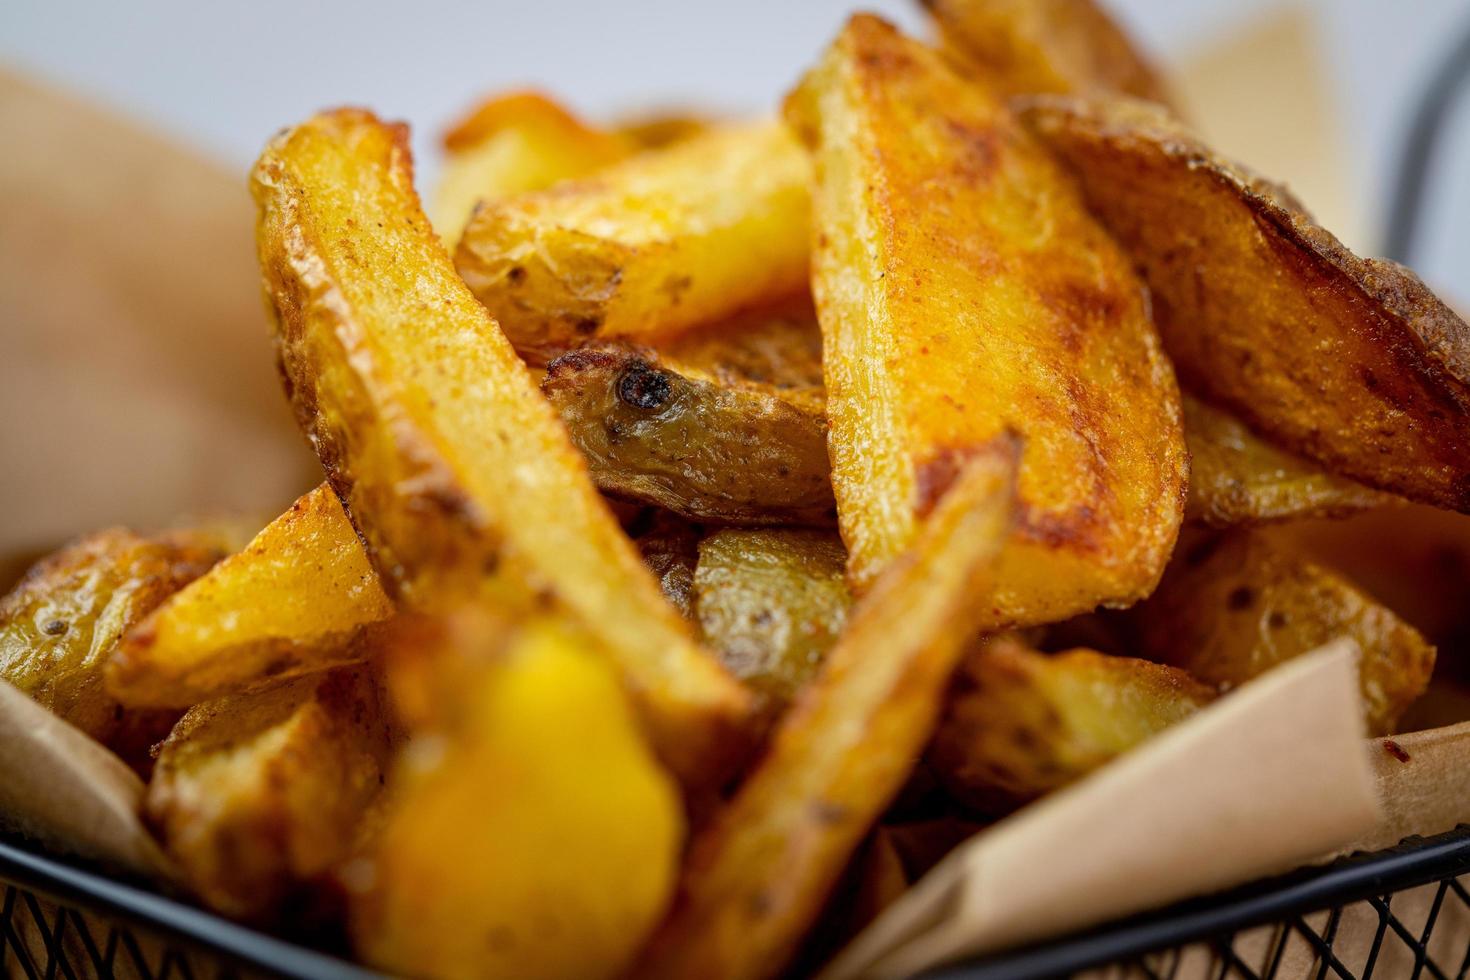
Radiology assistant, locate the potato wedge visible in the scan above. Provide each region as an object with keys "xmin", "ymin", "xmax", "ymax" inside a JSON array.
[
  {"xmin": 929, "ymin": 635, "xmax": 1213, "ymax": 813},
  {"xmin": 633, "ymin": 510, "xmax": 702, "ymax": 619},
  {"xmin": 785, "ymin": 15, "xmax": 1186, "ymax": 617},
  {"xmin": 1183, "ymin": 394, "xmax": 1391, "ymax": 527},
  {"xmin": 432, "ymin": 90, "xmax": 633, "ymax": 244},
  {"xmin": 694, "ymin": 528, "xmax": 851, "ymax": 717},
  {"xmin": 109, "ymin": 484, "xmax": 392, "ymax": 707},
  {"xmin": 1, "ymin": 528, "xmax": 226, "ymax": 770},
  {"xmin": 924, "ymin": 0, "xmax": 1175, "ymax": 106},
  {"xmin": 253, "ymin": 109, "xmax": 749, "ymax": 784},
  {"xmin": 353, "ymin": 610, "xmax": 682, "ymax": 980},
  {"xmin": 146, "ymin": 665, "xmax": 394, "ymax": 922},
  {"xmin": 635, "ymin": 441, "xmax": 1015, "ymax": 980},
  {"xmin": 615, "ymin": 110, "xmax": 714, "ymax": 149},
  {"xmin": 542, "ymin": 344, "xmax": 833, "ymax": 526},
  {"xmin": 1019, "ymin": 95, "xmax": 1470, "ymax": 511},
  {"xmin": 1132, "ymin": 530, "xmax": 1435, "ymax": 735},
  {"xmin": 656, "ymin": 293, "xmax": 826, "ymax": 399},
  {"xmin": 454, "ymin": 119, "xmax": 811, "ymax": 364}
]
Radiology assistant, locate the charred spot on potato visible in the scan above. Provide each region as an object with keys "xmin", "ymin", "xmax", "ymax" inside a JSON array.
[
  {"xmin": 1226, "ymin": 586, "xmax": 1254, "ymax": 611},
  {"xmin": 41, "ymin": 618, "xmax": 68, "ymax": 636},
  {"xmin": 616, "ymin": 363, "xmax": 674, "ymax": 410}
]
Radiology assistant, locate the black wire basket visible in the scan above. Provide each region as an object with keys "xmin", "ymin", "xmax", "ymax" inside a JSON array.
[{"xmin": 3, "ymin": 826, "xmax": 1469, "ymax": 980}]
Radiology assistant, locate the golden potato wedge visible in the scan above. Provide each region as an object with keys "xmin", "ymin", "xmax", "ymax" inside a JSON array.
[
  {"xmin": 694, "ymin": 528, "xmax": 851, "ymax": 716},
  {"xmin": 924, "ymin": 0, "xmax": 1175, "ymax": 106},
  {"xmin": 635, "ymin": 441, "xmax": 1015, "ymax": 980},
  {"xmin": 432, "ymin": 90, "xmax": 633, "ymax": 244},
  {"xmin": 633, "ymin": 510, "xmax": 702, "ymax": 619},
  {"xmin": 929, "ymin": 635, "xmax": 1213, "ymax": 813},
  {"xmin": 0, "ymin": 528, "xmax": 226, "ymax": 770},
  {"xmin": 1019, "ymin": 95, "xmax": 1470, "ymax": 512},
  {"xmin": 615, "ymin": 110, "xmax": 714, "ymax": 149},
  {"xmin": 454, "ymin": 119, "xmax": 811, "ymax": 364},
  {"xmin": 542, "ymin": 344, "xmax": 834, "ymax": 526},
  {"xmin": 252, "ymin": 109, "xmax": 749, "ymax": 784},
  {"xmin": 353, "ymin": 610, "xmax": 682, "ymax": 980},
  {"xmin": 1183, "ymin": 394, "xmax": 1391, "ymax": 527},
  {"xmin": 109, "ymin": 484, "xmax": 392, "ymax": 707},
  {"xmin": 146, "ymin": 665, "xmax": 394, "ymax": 922},
  {"xmin": 1132, "ymin": 530, "xmax": 1435, "ymax": 735},
  {"xmin": 784, "ymin": 15, "xmax": 1186, "ymax": 616},
  {"xmin": 655, "ymin": 293, "xmax": 826, "ymax": 400}
]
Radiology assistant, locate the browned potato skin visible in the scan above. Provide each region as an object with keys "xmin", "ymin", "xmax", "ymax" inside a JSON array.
[
  {"xmin": 1132, "ymin": 531, "xmax": 1435, "ymax": 735},
  {"xmin": 633, "ymin": 510, "xmax": 702, "ymax": 619},
  {"xmin": 251, "ymin": 109, "xmax": 749, "ymax": 786},
  {"xmin": 1019, "ymin": 95, "xmax": 1470, "ymax": 512},
  {"xmin": 1183, "ymin": 394, "xmax": 1392, "ymax": 527},
  {"xmin": 694, "ymin": 529, "xmax": 851, "ymax": 718},
  {"xmin": 930, "ymin": 636, "xmax": 1213, "ymax": 813},
  {"xmin": 542, "ymin": 345, "xmax": 835, "ymax": 526},
  {"xmin": 0, "ymin": 528, "xmax": 225, "ymax": 770},
  {"xmin": 146, "ymin": 666, "xmax": 393, "ymax": 922},
  {"xmin": 109, "ymin": 484, "xmax": 393, "ymax": 708},
  {"xmin": 635, "ymin": 443, "xmax": 1015, "ymax": 980},
  {"xmin": 925, "ymin": 0, "xmax": 1176, "ymax": 107},
  {"xmin": 615, "ymin": 111, "xmax": 714, "ymax": 149},
  {"xmin": 785, "ymin": 16, "xmax": 1186, "ymax": 620}
]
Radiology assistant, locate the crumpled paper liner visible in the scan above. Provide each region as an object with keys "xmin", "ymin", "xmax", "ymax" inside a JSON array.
[{"xmin": 826, "ymin": 642, "xmax": 1381, "ymax": 979}]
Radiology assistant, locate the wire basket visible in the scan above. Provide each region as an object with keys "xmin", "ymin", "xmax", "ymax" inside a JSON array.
[{"xmin": 2, "ymin": 825, "xmax": 1469, "ymax": 980}]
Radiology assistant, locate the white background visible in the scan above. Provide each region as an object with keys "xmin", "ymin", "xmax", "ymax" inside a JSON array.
[{"xmin": 2, "ymin": 0, "xmax": 1468, "ymax": 290}]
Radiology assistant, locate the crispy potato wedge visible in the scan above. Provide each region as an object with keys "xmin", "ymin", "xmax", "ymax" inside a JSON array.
[
  {"xmin": 454, "ymin": 119, "xmax": 811, "ymax": 364},
  {"xmin": 655, "ymin": 293, "xmax": 826, "ymax": 399},
  {"xmin": 432, "ymin": 90, "xmax": 633, "ymax": 244},
  {"xmin": 694, "ymin": 528, "xmax": 851, "ymax": 717},
  {"xmin": 146, "ymin": 665, "xmax": 394, "ymax": 922},
  {"xmin": 929, "ymin": 635, "xmax": 1213, "ymax": 812},
  {"xmin": 109, "ymin": 484, "xmax": 392, "ymax": 707},
  {"xmin": 353, "ymin": 610, "xmax": 682, "ymax": 980},
  {"xmin": 633, "ymin": 510, "xmax": 702, "ymax": 619},
  {"xmin": 542, "ymin": 344, "xmax": 834, "ymax": 526},
  {"xmin": 615, "ymin": 110, "xmax": 715, "ymax": 149},
  {"xmin": 925, "ymin": 0, "xmax": 1175, "ymax": 106},
  {"xmin": 1132, "ymin": 531, "xmax": 1435, "ymax": 735},
  {"xmin": 1019, "ymin": 95, "xmax": 1470, "ymax": 511},
  {"xmin": 785, "ymin": 16, "xmax": 1186, "ymax": 616},
  {"xmin": 1, "ymin": 528, "xmax": 226, "ymax": 770},
  {"xmin": 635, "ymin": 442, "xmax": 1015, "ymax": 980},
  {"xmin": 252, "ymin": 109, "xmax": 749, "ymax": 784},
  {"xmin": 1183, "ymin": 394, "xmax": 1391, "ymax": 527}
]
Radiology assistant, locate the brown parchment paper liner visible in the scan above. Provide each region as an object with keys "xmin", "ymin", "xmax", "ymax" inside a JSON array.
[
  {"xmin": 825, "ymin": 642, "xmax": 1381, "ymax": 980},
  {"xmin": 0, "ymin": 681, "xmax": 173, "ymax": 879}
]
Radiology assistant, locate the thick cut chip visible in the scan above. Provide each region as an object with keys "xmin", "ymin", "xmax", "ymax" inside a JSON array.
[
  {"xmin": 454, "ymin": 119, "xmax": 811, "ymax": 364},
  {"xmin": 785, "ymin": 15, "xmax": 1186, "ymax": 617},
  {"xmin": 251, "ymin": 109, "xmax": 749, "ymax": 784},
  {"xmin": 924, "ymin": 0, "xmax": 1175, "ymax": 106},
  {"xmin": 615, "ymin": 110, "xmax": 714, "ymax": 149},
  {"xmin": 542, "ymin": 345, "xmax": 833, "ymax": 526},
  {"xmin": 929, "ymin": 635, "xmax": 1212, "ymax": 813},
  {"xmin": 635, "ymin": 441, "xmax": 1015, "ymax": 980},
  {"xmin": 432, "ymin": 90, "xmax": 633, "ymax": 244},
  {"xmin": 110, "ymin": 484, "xmax": 392, "ymax": 707},
  {"xmin": 655, "ymin": 294, "xmax": 827, "ymax": 398},
  {"xmin": 1131, "ymin": 530, "xmax": 1435, "ymax": 735},
  {"xmin": 353, "ymin": 611, "xmax": 682, "ymax": 980},
  {"xmin": 146, "ymin": 665, "xmax": 394, "ymax": 922},
  {"xmin": 694, "ymin": 528, "xmax": 851, "ymax": 718},
  {"xmin": 1019, "ymin": 95, "xmax": 1470, "ymax": 511},
  {"xmin": 1, "ymin": 528, "xmax": 225, "ymax": 771},
  {"xmin": 1183, "ymin": 394, "xmax": 1391, "ymax": 527}
]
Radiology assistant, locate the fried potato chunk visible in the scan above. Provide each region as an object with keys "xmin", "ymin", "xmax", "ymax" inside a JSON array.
[
  {"xmin": 454, "ymin": 119, "xmax": 811, "ymax": 364},
  {"xmin": 252, "ymin": 109, "xmax": 749, "ymax": 784},
  {"xmin": 925, "ymin": 0, "xmax": 1175, "ymax": 106},
  {"xmin": 632, "ymin": 510, "xmax": 702, "ymax": 619},
  {"xmin": 785, "ymin": 16, "xmax": 1186, "ymax": 617},
  {"xmin": 1132, "ymin": 531, "xmax": 1435, "ymax": 735},
  {"xmin": 655, "ymin": 293, "xmax": 827, "ymax": 398},
  {"xmin": 542, "ymin": 344, "xmax": 834, "ymax": 526},
  {"xmin": 109, "ymin": 484, "xmax": 392, "ymax": 707},
  {"xmin": 929, "ymin": 635, "xmax": 1213, "ymax": 813},
  {"xmin": 615, "ymin": 110, "xmax": 715, "ymax": 149},
  {"xmin": 1019, "ymin": 96, "xmax": 1470, "ymax": 512},
  {"xmin": 432, "ymin": 90, "xmax": 633, "ymax": 244},
  {"xmin": 146, "ymin": 665, "xmax": 394, "ymax": 922},
  {"xmin": 694, "ymin": 529, "xmax": 851, "ymax": 717},
  {"xmin": 1183, "ymin": 394, "xmax": 1391, "ymax": 527},
  {"xmin": 635, "ymin": 443, "xmax": 1015, "ymax": 980},
  {"xmin": 353, "ymin": 611, "xmax": 682, "ymax": 980},
  {"xmin": 1, "ymin": 528, "xmax": 226, "ymax": 770}
]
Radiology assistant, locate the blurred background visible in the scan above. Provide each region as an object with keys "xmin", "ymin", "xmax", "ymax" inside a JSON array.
[{"xmin": 2, "ymin": 0, "xmax": 1468, "ymax": 562}]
